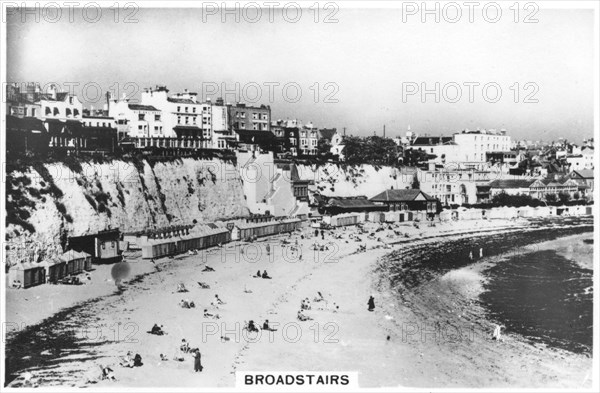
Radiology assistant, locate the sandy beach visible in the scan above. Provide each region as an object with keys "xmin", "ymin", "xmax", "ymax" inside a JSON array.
[{"xmin": 4, "ymin": 217, "xmax": 594, "ymax": 388}]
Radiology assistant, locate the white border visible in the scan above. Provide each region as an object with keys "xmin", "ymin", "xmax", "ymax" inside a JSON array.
[{"xmin": 1, "ymin": 1, "xmax": 598, "ymax": 392}]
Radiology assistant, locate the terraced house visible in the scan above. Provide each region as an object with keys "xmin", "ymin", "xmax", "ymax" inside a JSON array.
[{"xmin": 488, "ymin": 177, "xmax": 579, "ymax": 201}]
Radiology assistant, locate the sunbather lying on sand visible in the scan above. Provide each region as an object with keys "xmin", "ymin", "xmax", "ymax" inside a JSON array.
[
  {"xmin": 149, "ymin": 324, "xmax": 165, "ymax": 335},
  {"xmin": 203, "ymin": 309, "xmax": 220, "ymax": 319},
  {"xmin": 197, "ymin": 281, "xmax": 210, "ymax": 289},
  {"xmin": 203, "ymin": 266, "xmax": 215, "ymax": 272},
  {"xmin": 297, "ymin": 309, "xmax": 313, "ymax": 321},
  {"xmin": 177, "ymin": 283, "xmax": 188, "ymax": 293}
]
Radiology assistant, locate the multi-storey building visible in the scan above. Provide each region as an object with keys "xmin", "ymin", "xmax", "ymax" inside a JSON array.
[
  {"xmin": 298, "ymin": 122, "xmax": 319, "ymax": 156},
  {"xmin": 210, "ymin": 98, "xmax": 236, "ymax": 149},
  {"xmin": 229, "ymin": 103, "xmax": 271, "ymax": 133},
  {"xmin": 453, "ymin": 129, "xmax": 511, "ymax": 164},
  {"xmin": 140, "ymin": 86, "xmax": 210, "ymax": 148}
]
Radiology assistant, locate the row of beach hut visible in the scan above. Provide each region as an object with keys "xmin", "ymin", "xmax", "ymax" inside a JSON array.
[
  {"xmin": 8, "ymin": 250, "xmax": 92, "ymax": 289},
  {"xmin": 140, "ymin": 223, "xmax": 231, "ymax": 259}
]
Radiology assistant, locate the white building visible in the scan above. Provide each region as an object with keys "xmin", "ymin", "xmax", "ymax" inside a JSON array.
[
  {"xmin": 108, "ymin": 96, "xmax": 163, "ymax": 139},
  {"xmin": 453, "ymin": 129, "xmax": 511, "ymax": 163},
  {"xmin": 210, "ymin": 98, "xmax": 236, "ymax": 149},
  {"xmin": 141, "ymin": 86, "xmax": 211, "ymax": 148},
  {"xmin": 566, "ymin": 146, "xmax": 594, "ymax": 170}
]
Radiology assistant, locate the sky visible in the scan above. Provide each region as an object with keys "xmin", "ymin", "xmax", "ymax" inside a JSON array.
[{"xmin": 6, "ymin": 4, "xmax": 596, "ymax": 142}]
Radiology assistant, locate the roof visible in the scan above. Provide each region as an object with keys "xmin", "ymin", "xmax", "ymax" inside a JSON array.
[
  {"xmin": 6, "ymin": 115, "xmax": 46, "ymax": 132},
  {"xmin": 327, "ymin": 197, "xmax": 379, "ymax": 209},
  {"xmin": 412, "ymin": 136, "xmax": 454, "ymax": 146},
  {"xmin": 236, "ymin": 130, "xmax": 276, "ymax": 144},
  {"xmin": 128, "ymin": 104, "xmax": 160, "ymax": 112},
  {"xmin": 370, "ymin": 189, "xmax": 436, "ymax": 202},
  {"xmin": 572, "ymin": 169, "xmax": 594, "ymax": 179},
  {"xmin": 319, "ymin": 128, "xmax": 337, "ymax": 141},
  {"xmin": 489, "ymin": 179, "xmax": 535, "ymax": 189},
  {"xmin": 167, "ymin": 97, "xmax": 197, "ymax": 104}
]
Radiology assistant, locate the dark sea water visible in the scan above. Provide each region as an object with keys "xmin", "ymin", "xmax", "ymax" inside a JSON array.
[
  {"xmin": 480, "ymin": 248, "xmax": 593, "ymax": 354},
  {"xmin": 383, "ymin": 220, "xmax": 594, "ymax": 354}
]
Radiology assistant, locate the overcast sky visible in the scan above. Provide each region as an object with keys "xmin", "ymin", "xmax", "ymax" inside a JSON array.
[{"xmin": 6, "ymin": 5, "xmax": 595, "ymax": 142}]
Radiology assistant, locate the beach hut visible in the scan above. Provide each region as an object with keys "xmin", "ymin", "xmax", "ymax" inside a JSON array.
[
  {"xmin": 585, "ymin": 206, "xmax": 593, "ymax": 215},
  {"xmin": 42, "ymin": 256, "xmax": 68, "ymax": 283},
  {"xmin": 60, "ymin": 250, "xmax": 86, "ymax": 275},
  {"xmin": 9, "ymin": 262, "xmax": 46, "ymax": 288},
  {"xmin": 518, "ymin": 206, "xmax": 534, "ymax": 218},
  {"xmin": 439, "ymin": 210, "xmax": 452, "ymax": 221},
  {"xmin": 383, "ymin": 211, "xmax": 399, "ymax": 223},
  {"xmin": 556, "ymin": 205, "xmax": 569, "ymax": 216}
]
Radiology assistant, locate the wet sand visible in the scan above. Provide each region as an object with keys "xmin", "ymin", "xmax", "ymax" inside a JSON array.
[{"xmin": 4, "ymin": 217, "xmax": 595, "ymax": 388}]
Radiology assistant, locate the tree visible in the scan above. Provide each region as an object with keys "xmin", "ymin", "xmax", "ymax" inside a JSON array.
[
  {"xmin": 545, "ymin": 193, "xmax": 558, "ymax": 203},
  {"xmin": 411, "ymin": 173, "xmax": 420, "ymax": 190},
  {"xmin": 558, "ymin": 192, "xmax": 571, "ymax": 203},
  {"xmin": 573, "ymin": 191, "xmax": 581, "ymax": 200}
]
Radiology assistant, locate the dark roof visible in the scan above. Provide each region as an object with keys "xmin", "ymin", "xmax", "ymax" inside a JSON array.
[
  {"xmin": 128, "ymin": 104, "xmax": 160, "ymax": 111},
  {"xmin": 571, "ymin": 169, "xmax": 594, "ymax": 179},
  {"xmin": 6, "ymin": 116, "xmax": 46, "ymax": 132},
  {"xmin": 412, "ymin": 136, "xmax": 454, "ymax": 146},
  {"xmin": 489, "ymin": 179, "xmax": 535, "ymax": 189},
  {"xmin": 173, "ymin": 125, "xmax": 202, "ymax": 130},
  {"xmin": 370, "ymin": 189, "xmax": 436, "ymax": 202},
  {"xmin": 319, "ymin": 128, "xmax": 337, "ymax": 141},
  {"xmin": 327, "ymin": 197, "xmax": 379, "ymax": 209},
  {"xmin": 236, "ymin": 130, "xmax": 276, "ymax": 144}
]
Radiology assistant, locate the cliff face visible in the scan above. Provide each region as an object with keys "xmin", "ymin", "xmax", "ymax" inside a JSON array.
[
  {"xmin": 296, "ymin": 163, "xmax": 414, "ymax": 198},
  {"xmin": 5, "ymin": 158, "xmax": 249, "ymax": 265},
  {"xmin": 5, "ymin": 157, "xmax": 410, "ymax": 266}
]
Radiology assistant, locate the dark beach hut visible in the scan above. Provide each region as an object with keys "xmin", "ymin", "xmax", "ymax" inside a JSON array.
[{"xmin": 9, "ymin": 263, "xmax": 46, "ymax": 288}]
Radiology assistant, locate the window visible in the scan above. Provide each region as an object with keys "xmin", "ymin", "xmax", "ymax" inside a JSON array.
[
  {"xmin": 177, "ymin": 116, "xmax": 181, "ymax": 124},
  {"xmin": 185, "ymin": 117, "xmax": 189, "ymax": 125},
  {"xmin": 102, "ymin": 243, "xmax": 106, "ymax": 250},
  {"xmin": 45, "ymin": 107, "xmax": 51, "ymax": 115},
  {"xmin": 31, "ymin": 108, "xmax": 36, "ymax": 117},
  {"xmin": 301, "ymin": 139, "xmax": 307, "ymax": 146},
  {"xmin": 138, "ymin": 125, "xmax": 143, "ymax": 130},
  {"xmin": 155, "ymin": 114, "xmax": 161, "ymax": 121},
  {"xmin": 253, "ymin": 123, "xmax": 258, "ymax": 130},
  {"xmin": 261, "ymin": 114, "xmax": 268, "ymax": 120},
  {"xmin": 193, "ymin": 107, "xmax": 196, "ymax": 113},
  {"xmin": 138, "ymin": 113, "xmax": 145, "ymax": 121},
  {"xmin": 240, "ymin": 123, "xmax": 245, "ymax": 129},
  {"xmin": 177, "ymin": 106, "xmax": 181, "ymax": 112},
  {"xmin": 155, "ymin": 126, "xmax": 159, "ymax": 131},
  {"xmin": 53, "ymin": 107, "xmax": 59, "ymax": 116},
  {"xmin": 69, "ymin": 97, "xmax": 74, "ymax": 104},
  {"xmin": 252, "ymin": 113, "xmax": 258, "ymax": 119}
]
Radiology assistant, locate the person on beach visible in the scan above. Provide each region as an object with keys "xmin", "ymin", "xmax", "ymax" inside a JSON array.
[
  {"xmin": 254, "ymin": 270, "xmax": 262, "ymax": 278},
  {"xmin": 214, "ymin": 294, "xmax": 225, "ymax": 305},
  {"xmin": 492, "ymin": 324, "xmax": 503, "ymax": 341},
  {"xmin": 120, "ymin": 351, "xmax": 135, "ymax": 367},
  {"xmin": 180, "ymin": 339, "xmax": 190, "ymax": 353},
  {"xmin": 193, "ymin": 349, "xmax": 203, "ymax": 372},
  {"xmin": 100, "ymin": 365, "xmax": 116, "ymax": 381},
  {"xmin": 262, "ymin": 270, "xmax": 272, "ymax": 279},
  {"xmin": 263, "ymin": 320, "xmax": 277, "ymax": 331},
  {"xmin": 321, "ymin": 229, "xmax": 325, "ymax": 240},
  {"xmin": 247, "ymin": 320, "xmax": 259, "ymax": 332},
  {"xmin": 177, "ymin": 283, "xmax": 188, "ymax": 293},
  {"xmin": 368, "ymin": 296, "xmax": 375, "ymax": 311},
  {"xmin": 150, "ymin": 324, "xmax": 165, "ymax": 335},
  {"xmin": 297, "ymin": 309, "xmax": 312, "ymax": 321},
  {"xmin": 314, "ymin": 229, "xmax": 319, "ymax": 237},
  {"xmin": 204, "ymin": 309, "xmax": 220, "ymax": 319},
  {"xmin": 266, "ymin": 243, "xmax": 271, "ymax": 255}
]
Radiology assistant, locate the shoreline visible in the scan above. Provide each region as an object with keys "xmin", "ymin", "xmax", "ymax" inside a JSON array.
[{"xmin": 4, "ymin": 217, "xmax": 594, "ymax": 388}]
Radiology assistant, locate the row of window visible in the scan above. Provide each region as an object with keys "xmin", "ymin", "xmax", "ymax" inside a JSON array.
[
  {"xmin": 44, "ymin": 107, "xmax": 80, "ymax": 117},
  {"xmin": 138, "ymin": 114, "xmax": 161, "ymax": 121},
  {"xmin": 235, "ymin": 112, "xmax": 269, "ymax": 120}
]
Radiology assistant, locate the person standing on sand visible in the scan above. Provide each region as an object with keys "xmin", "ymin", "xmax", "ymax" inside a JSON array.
[
  {"xmin": 193, "ymin": 349, "xmax": 202, "ymax": 372},
  {"xmin": 368, "ymin": 295, "xmax": 375, "ymax": 311}
]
